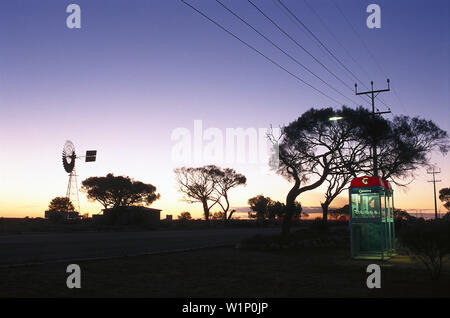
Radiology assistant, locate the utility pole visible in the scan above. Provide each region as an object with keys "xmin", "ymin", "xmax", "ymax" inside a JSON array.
[
  {"xmin": 427, "ymin": 166, "xmax": 441, "ymax": 219},
  {"xmin": 355, "ymin": 79, "xmax": 391, "ymax": 177}
]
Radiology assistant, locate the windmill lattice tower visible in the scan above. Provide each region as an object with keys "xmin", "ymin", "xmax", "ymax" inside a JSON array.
[{"xmin": 62, "ymin": 140, "xmax": 97, "ymax": 213}]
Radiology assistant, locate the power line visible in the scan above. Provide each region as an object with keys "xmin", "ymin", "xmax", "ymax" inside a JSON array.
[
  {"xmin": 332, "ymin": 0, "xmax": 392, "ymax": 111},
  {"xmin": 389, "ymin": 81, "xmax": 407, "ymax": 114},
  {"xmin": 215, "ymin": 0, "xmax": 360, "ymax": 106},
  {"xmin": 302, "ymin": 0, "xmax": 372, "ymax": 84},
  {"xmin": 246, "ymin": 0, "xmax": 358, "ymax": 101},
  {"xmin": 332, "ymin": 0, "xmax": 386, "ymax": 80},
  {"xmin": 271, "ymin": 0, "xmax": 348, "ymax": 77},
  {"xmin": 277, "ymin": 0, "xmax": 366, "ymax": 89},
  {"xmin": 274, "ymin": 0, "xmax": 375, "ymax": 109},
  {"xmin": 180, "ymin": 0, "xmax": 343, "ymax": 105}
]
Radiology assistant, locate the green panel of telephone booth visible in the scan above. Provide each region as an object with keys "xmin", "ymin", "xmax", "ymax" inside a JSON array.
[{"xmin": 349, "ymin": 176, "xmax": 395, "ymax": 259}]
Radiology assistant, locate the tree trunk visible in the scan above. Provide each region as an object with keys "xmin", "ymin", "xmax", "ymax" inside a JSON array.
[
  {"xmin": 283, "ymin": 189, "xmax": 298, "ymax": 235},
  {"xmin": 281, "ymin": 215, "xmax": 292, "ymax": 234},
  {"xmin": 281, "ymin": 164, "xmax": 302, "ymax": 235},
  {"xmin": 321, "ymin": 202, "xmax": 329, "ymax": 224},
  {"xmin": 223, "ymin": 196, "xmax": 230, "ymax": 223},
  {"xmin": 281, "ymin": 158, "xmax": 330, "ymax": 235},
  {"xmin": 202, "ymin": 200, "xmax": 210, "ymax": 223}
]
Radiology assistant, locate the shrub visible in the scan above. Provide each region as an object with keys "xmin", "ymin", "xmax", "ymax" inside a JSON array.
[
  {"xmin": 443, "ymin": 212, "xmax": 450, "ymax": 222},
  {"xmin": 398, "ymin": 219, "xmax": 450, "ymax": 280},
  {"xmin": 47, "ymin": 212, "xmax": 65, "ymax": 224},
  {"xmin": 239, "ymin": 230, "xmax": 348, "ymax": 251},
  {"xmin": 310, "ymin": 219, "xmax": 329, "ymax": 232},
  {"xmin": 177, "ymin": 212, "xmax": 192, "ymax": 221}
]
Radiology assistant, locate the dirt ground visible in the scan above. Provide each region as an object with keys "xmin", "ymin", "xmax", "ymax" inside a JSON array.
[{"xmin": 1, "ymin": 246, "xmax": 448, "ymax": 298}]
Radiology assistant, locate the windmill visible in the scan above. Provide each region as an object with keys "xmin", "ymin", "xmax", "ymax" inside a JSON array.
[{"xmin": 62, "ymin": 140, "xmax": 97, "ymax": 212}]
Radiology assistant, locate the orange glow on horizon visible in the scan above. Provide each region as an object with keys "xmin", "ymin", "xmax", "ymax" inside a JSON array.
[{"xmin": 1, "ymin": 165, "xmax": 448, "ymax": 220}]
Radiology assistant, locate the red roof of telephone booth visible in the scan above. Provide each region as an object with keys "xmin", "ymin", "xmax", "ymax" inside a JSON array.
[{"xmin": 350, "ymin": 176, "xmax": 392, "ymax": 189}]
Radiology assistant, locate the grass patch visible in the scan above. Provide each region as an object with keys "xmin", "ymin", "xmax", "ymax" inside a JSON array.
[
  {"xmin": 0, "ymin": 245, "xmax": 449, "ymax": 298},
  {"xmin": 239, "ymin": 229, "xmax": 349, "ymax": 251}
]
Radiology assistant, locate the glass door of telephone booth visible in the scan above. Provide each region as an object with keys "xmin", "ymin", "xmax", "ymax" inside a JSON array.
[{"xmin": 349, "ymin": 177, "xmax": 395, "ymax": 260}]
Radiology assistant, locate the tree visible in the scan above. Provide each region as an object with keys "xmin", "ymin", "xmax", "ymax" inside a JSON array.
[
  {"xmin": 48, "ymin": 197, "xmax": 75, "ymax": 212},
  {"xmin": 321, "ymin": 115, "xmax": 449, "ymax": 222},
  {"xmin": 211, "ymin": 211, "xmax": 225, "ymax": 220},
  {"xmin": 81, "ymin": 173, "xmax": 160, "ymax": 209},
  {"xmin": 439, "ymin": 187, "xmax": 450, "ymax": 212},
  {"xmin": 394, "ymin": 209, "xmax": 415, "ymax": 222},
  {"xmin": 292, "ymin": 201, "xmax": 306, "ymax": 219},
  {"xmin": 267, "ymin": 200, "xmax": 285, "ymax": 220},
  {"xmin": 393, "ymin": 208, "xmax": 417, "ymax": 232},
  {"xmin": 320, "ymin": 115, "xmax": 449, "ymax": 222},
  {"xmin": 366, "ymin": 116, "xmax": 449, "ymax": 184},
  {"xmin": 248, "ymin": 195, "xmax": 272, "ymax": 223},
  {"xmin": 270, "ymin": 106, "xmax": 449, "ymax": 234},
  {"xmin": 175, "ymin": 165, "xmax": 222, "ymax": 221},
  {"xmin": 443, "ymin": 212, "xmax": 450, "ymax": 222},
  {"xmin": 214, "ymin": 168, "xmax": 246, "ymax": 221},
  {"xmin": 177, "ymin": 212, "xmax": 192, "ymax": 220},
  {"xmin": 269, "ymin": 201, "xmax": 305, "ymax": 219},
  {"xmin": 329, "ymin": 204, "xmax": 350, "ymax": 221},
  {"xmin": 320, "ymin": 172, "xmax": 352, "ymax": 223},
  {"xmin": 248, "ymin": 195, "xmax": 304, "ymax": 224},
  {"xmin": 174, "ymin": 165, "xmax": 246, "ymax": 221},
  {"xmin": 269, "ymin": 107, "xmax": 370, "ymax": 234}
]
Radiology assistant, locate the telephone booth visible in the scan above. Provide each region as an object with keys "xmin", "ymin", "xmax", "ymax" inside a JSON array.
[{"xmin": 349, "ymin": 176, "xmax": 395, "ymax": 259}]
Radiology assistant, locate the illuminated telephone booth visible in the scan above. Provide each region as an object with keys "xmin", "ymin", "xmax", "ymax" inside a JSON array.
[{"xmin": 349, "ymin": 176, "xmax": 395, "ymax": 259}]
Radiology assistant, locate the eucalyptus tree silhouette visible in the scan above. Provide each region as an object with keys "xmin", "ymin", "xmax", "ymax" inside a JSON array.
[
  {"xmin": 81, "ymin": 173, "xmax": 160, "ymax": 210},
  {"xmin": 269, "ymin": 106, "xmax": 449, "ymax": 234},
  {"xmin": 174, "ymin": 165, "xmax": 246, "ymax": 221}
]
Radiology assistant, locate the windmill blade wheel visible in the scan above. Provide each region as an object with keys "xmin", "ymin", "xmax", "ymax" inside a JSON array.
[{"xmin": 62, "ymin": 140, "xmax": 76, "ymax": 173}]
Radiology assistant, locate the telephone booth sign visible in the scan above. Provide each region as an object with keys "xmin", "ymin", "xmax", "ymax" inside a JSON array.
[{"xmin": 349, "ymin": 176, "xmax": 395, "ymax": 259}]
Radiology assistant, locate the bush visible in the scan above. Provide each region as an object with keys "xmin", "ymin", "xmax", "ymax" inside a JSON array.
[
  {"xmin": 310, "ymin": 219, "xmax": 329, "ymax": 232},
  {"xmin": 239, "ymin": 230, "xmax": 348, "ymax": 251},
  {"xmin": 47, "ymin": 212, "xmax": 65, "ymax": 224},
  {"xmin": 398, "ymin": 219, "xmax": 450, "ymax": 280},
  {"xmin": 443, "ymin": 213, "xmax": 450, "ymax": 222}
]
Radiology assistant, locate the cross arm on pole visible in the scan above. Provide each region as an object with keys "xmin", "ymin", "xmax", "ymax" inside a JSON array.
[
  {"xmin": 355, "ymin": 78, "xmax": 390, "ymax": 95},
  {"xmin": 375, "ymin": 110, "xmax": 391, "ymax": 115}
]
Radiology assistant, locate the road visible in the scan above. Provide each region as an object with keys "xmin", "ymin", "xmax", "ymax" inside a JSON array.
[{"xmin": 0, "ymin": 227, "xmax": 285, "ymax": 266}]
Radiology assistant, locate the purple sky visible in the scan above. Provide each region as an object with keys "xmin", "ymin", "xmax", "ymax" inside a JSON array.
[{"xmin": 0, "ymin": 0, "xmax": 448, "ymax": 218}]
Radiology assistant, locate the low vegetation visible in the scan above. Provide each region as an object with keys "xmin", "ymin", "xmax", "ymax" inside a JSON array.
[
  {"xmin": 398, "ymin": 219, "xmax": 450, "ymax": 280},
  {"xmin": 238, "ymin": 228, "xmax": 349, "ymax": 251},
  {"xmin": 1, "ymin": 245, "xmax": 449, "ymax": 297}
]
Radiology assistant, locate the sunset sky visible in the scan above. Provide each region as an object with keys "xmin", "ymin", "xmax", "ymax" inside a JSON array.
[{"xmin": 0, "ymin": 0, "xmax": 448, "ymax": 219}]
